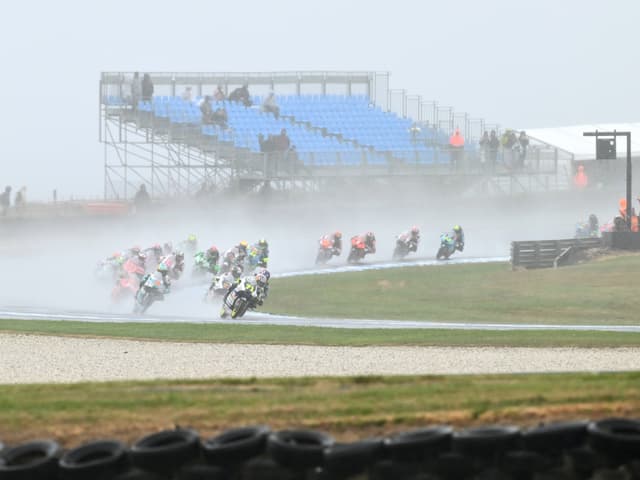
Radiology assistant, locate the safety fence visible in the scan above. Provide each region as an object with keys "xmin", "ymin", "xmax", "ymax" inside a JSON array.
[
  {"xmin": 1, "ymin": 418, "xmax": 640, "ymax": 479},
  {"xmin": 511, "ymin": 238, "xmax": 604, "ymax": 270}
]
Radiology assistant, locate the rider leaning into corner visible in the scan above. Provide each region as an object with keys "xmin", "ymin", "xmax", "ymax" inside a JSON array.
[
  {"xmin": 352, "ymin": 231, "xmax": 377, "ymax": 254},
  {"xmin": 195, "ymin": 245, "xmax": 221, "ymax": 274},
  {"xmin": 451, "ymin": 225, "xmax": 465, "ymax": 252},
  {"xmin": 397, "ymin": 226, "xmax": 420, "ymax": 252},
  {"xmin": 221, "ymin": 241, "xmax": 249, "ymax": 272},
  {"xmin": 249, "ymin": 239, "xmax": 270, "ymax": 268},
  {"xmin": 155, "ymin": 251, "xmax": 185, "ymax": 292},
  {"xmin": 321, "ymin": 231, "xmax": 343, "ymax": 256},
  {"xmin": 223, "ymin": 268, "xmax": 270, "ymax": 309}
]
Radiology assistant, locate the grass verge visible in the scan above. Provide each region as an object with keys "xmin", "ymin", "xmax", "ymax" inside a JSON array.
[
  {"xmin": 1, "ymin": 319, "xmax": 640, "ymax": 346},
  {"xmin": 1, "ymin": 372, "xmax": 639, "ymax": 447},
  {"xmin": 266, "ymin": 255, "xmax": 640, "ymax": 324}
]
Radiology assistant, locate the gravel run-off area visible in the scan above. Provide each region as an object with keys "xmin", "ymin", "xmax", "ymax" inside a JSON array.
[{"xmin": 2, "ymin": 334, "xmax": 640, "ymax": 383}]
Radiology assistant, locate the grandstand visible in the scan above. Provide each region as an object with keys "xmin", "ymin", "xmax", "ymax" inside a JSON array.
[{"xmin": 100, "ymin": 72, "xmax": 572, "ymax": 200}]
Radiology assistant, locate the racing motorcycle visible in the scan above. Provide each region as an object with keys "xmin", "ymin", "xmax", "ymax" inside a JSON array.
[
  {"xmin": 347, "ymin": 235, "xmax": 375, "ymax": 264},
  {"xmin": 205, "ymin": 269, "xmax": 241, "ymax": 301},
  {"xmin": 436, "ymin": 233, "xmax": 456, "ymax": 260},
  {"xmin": 133, "ymin": 272, "xmax": 166, "ymax": 314},
  {"xmin": 315, "ymin": 236, "xmax": 337, "ymax": 265},
  {"xmin": 392, "ymin": 236, "xmax": 418, "ymax": 261},
  {"xmin": 219, "ymin": 280, "xmax": 259, "ymax": 319}
]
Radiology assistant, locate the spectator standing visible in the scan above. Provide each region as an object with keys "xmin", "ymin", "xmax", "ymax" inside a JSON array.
[
  {"xmin": 14, "ymin": 186, "xmax": 26, "ymax": 212},
  {"xmin": 201, "ymin": 96, "xmax": 214, "ymax": 124},
  {"xmin": 262, "ymin": 92, "xmax": 280, "ymax": 119},
  {"xmin": 131, "ymin": 72, "xmax": 141, "ymax": 109},
  {"xmin": 518, "ymin": 130, "xmax": 530, "ymax": 168},
  {"xmin": 181, "ymin": 86, "xmax": 193, "ymax": 102},
  {"xmin": 275, "ymin": 128, "xmax": 291, "ymax": 151},
  {"xmin": 449, "ymin": 128, "xmax": 465, "ymax": 170},
  {"xmin": 141, "ymin": 73, "xmax": 154, "ymax": 102},
  {"xmin": 228, "ymin": 84, "xmax": 251, "ymax": 107},
  {"xmin": 488, "ymin": 130, "xmax": 500, "ymax": 173},
  {"xmin": 134, "ymin": 184, "xmax": 151, "ymax": 209},
  {"xmin": 0, "ymin": 186, "xmax": 11, "ymax": 216},
  {"xmin": 479, "ymin": 131, "xmax": 489, "ymax": 168},
  {"xmin": 573, "ymin": 165, "xmax": 588, "ymax": 189},
  {"xmin": 214, "ymin": 85, "xmax": 226, "ymax": 102}
]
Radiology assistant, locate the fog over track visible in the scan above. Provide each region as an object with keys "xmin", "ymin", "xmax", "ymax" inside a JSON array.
[
  {"xmin": 0, "ymin": 189, "xmax": 623, "ymax": 330},
  {"xmin": 0, "ymin": 191, "xmax": 636, "ymax": 382}
]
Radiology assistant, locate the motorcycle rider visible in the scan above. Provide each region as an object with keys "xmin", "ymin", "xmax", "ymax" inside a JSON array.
[
  {"xmin": 158, "ymin": 250, "xmax": 185, "ymax": 283},
  {"xmin": 452, "ymin": 225, "xmax": 465, "ymax": 252},
  {"xmin": 194, "ymin": 246, "xmax": 221, "ymax": 275},
  {"xmin": 320, "ymin": 231, "xmax": 342, "ymax": 257},
  {"xmin": 222, "ymin": 274, "xmax": 261, "ymax": 314},
  {"xmin": 397, "ymin": 226, "xmax": 420, "ymax": 253},
  {"xmin": 207, "ymin": 264, "xmax": 242, "ymax": 298},
  {"xmin": 254, "ymin": 268, "xmax": 270, "ymax": 305},
  {"xmin": 143, "ymin": 244, "xmax": 164, "ymax": 272},
  {"xmin": 362, "ymin": 231, "xmax": 377, "ymax": 254},
  {"xmin": 179, "ymin": 234, "xmax": 199, "ymax": 255},
  {"xmin": 221, "ymin": 241, "xmax": 249, "ymax": 273},
  {"xmin": 248, "ymin": 239, "xmax": 269, "ymax": 268}
]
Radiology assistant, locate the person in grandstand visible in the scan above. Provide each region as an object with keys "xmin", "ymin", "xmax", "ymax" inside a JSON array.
[{"xmin": 228, "ymin": 84, "xmax": 252, "ymax": 107}]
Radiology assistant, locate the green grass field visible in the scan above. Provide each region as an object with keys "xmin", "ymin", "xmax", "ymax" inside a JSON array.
[
  {"xmin": 1, "ymin": 319, "xmax": 639, "ymax": 347},
  {"xmin": 265, "ymin": 255, "xmax": 640, "ymax": 324},
  {"xmin": 2, "ymin": 372, "xmax": 639, "ymax": 447}
]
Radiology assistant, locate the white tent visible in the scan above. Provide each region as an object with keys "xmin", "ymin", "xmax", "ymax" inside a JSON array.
[{"xmin": 525, "ymin": 123, "xmax": 640, "ymax": 160}]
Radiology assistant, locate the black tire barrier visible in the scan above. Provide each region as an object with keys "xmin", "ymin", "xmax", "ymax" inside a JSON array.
[
  {"xmin": 0, "ymin": 439, "xmax": 62, "ymax": 480},
  {"xmin": 2, "ymin": 417, "xmax": 640, "ymax": 478},
  {"xmin": 58, "ymin": 439, "xmax": 128, "ymax": 480},
  {"xmin": 588, "ymin": 418, "xmax": 640, "ymax": 465},
  {"xmin": 202, "ymin": 425, "xmax": 270, "ymax": 467},
  {"xmin": 384, "ymin": 426, "xmax": 453, "ymax": 463},
  {"xmin": 130, "ymin": 428, "xmax": 200, "ymax": 476},
  {"xmin": 266, "ymin": 429, "xmax": 334, "ymax": 471},
  {"xmin": 175, "ymin": 464, "xmax": 228, "ymax": 480},
  {"xmin": 452, "ymin": 424, "xmax": 521, "ymax": 457},
  {"xmin": 322, "ymin": 438, "xmax": 384, "ymax": 478},
  {"xmin": 522, "ymin": 419, "xmax": 589, "ymax": 454}
]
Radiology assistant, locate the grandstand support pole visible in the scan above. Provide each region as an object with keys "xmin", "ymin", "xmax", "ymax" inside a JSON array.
[{"xmin": 583, "ymin": 130, "xmax": 632, "ymax": 228}]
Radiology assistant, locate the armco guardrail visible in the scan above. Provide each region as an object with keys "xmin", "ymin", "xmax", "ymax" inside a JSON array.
[
  {"xmin": 511, "ymin": 237, "xmax": 603, "ymax": 269},
  {"xmin": 2, "ymin": 419, "xmax": 640, "ymax": 479}
]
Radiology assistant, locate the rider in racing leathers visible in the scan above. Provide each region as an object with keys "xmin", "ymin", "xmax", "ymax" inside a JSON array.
[
  {"xmin": 223, "ymin": 274, "xmax": 261, "ymax": 310},
  {"xmin": 157, "ymin": 251, "xmax": 185, "ymax": 291},
  {"xmin": 194, "ymin": 246, "xmax": 221, "ymax": 275},
  {"xmin": 248, "ymin": 239, "xmax": 269, "ymax": 268},
  {"xmin": 397, "ymin": 226, "xmax": 420, "ymax": 253},
  {"xmin": 178, "ymin": 234, "xmax": 199, "ymax": 256},
  {"xmin": 221, "ymin": 241, "xmax": 249, "ymax": 273},
  {"xmin": 451, "ymin": 225, "xmax": 465, "ymax": 252},
  {"xmin": 353, "ymin": 232, "xmax": 376, "ymax": 254},
  {"xmin": 254, "ymin": 268, "xmax": 270, "ymax": 305},
  {"xmin": 320, "ymin": 231, "xmax": 342, "ymax": 257}
]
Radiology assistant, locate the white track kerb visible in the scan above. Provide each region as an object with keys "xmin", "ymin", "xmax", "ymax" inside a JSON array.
[{"xmin": 2, "ymin": 256, "xmax": 640, "ymax": 332}]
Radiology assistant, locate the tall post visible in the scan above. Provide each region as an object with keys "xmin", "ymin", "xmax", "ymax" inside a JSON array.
[{"xmin": 627, "ymin": 132, "xmax": 632, "ymax": 225}]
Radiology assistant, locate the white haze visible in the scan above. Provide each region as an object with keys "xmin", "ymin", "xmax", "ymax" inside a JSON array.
[{"xmin": 0, "ymin": 187, "xmax": 620, "ymax": 317}]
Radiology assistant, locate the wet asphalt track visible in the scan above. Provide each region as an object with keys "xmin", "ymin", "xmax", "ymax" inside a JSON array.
[{"xmin": 1, "ymin": 255, "xmax": 639, "ymax": 332}]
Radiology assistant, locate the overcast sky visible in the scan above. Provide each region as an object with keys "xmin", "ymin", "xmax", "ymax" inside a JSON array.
[{"xmin": 1, "ymin": 0, "xmax": 638, "ymax": 200}]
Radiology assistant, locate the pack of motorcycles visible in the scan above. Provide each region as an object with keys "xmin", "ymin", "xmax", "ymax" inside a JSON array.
[{"xmin": 96, "ymin": 229, "xmax": 464, "ymax": 317}]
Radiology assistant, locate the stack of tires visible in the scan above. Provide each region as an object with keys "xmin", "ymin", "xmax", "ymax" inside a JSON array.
[{"xmin": 0, "ymin": 418, "xmax": 639, "ymax": 479}]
